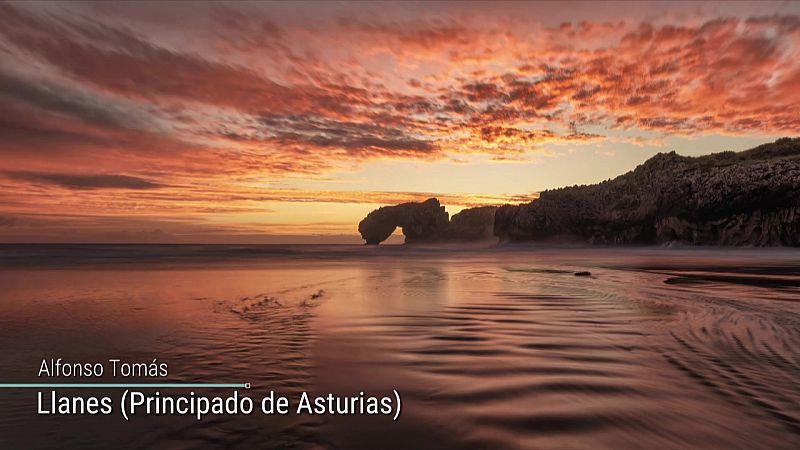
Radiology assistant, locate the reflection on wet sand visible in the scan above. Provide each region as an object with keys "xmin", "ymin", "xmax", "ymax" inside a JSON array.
[{"xmin": 0, "ymin": 246, "xmax": 797, "ymax": 449}]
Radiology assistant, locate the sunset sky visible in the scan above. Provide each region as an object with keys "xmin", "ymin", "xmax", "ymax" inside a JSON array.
[{"xmin": 1, "ymin": 1, "xmax": 798, "ymax": 243}]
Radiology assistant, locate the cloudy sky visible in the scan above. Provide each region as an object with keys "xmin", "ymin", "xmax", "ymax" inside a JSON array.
[{"xmin": 1, "ymin": 1, "xmax": 798, "ymax": 243}]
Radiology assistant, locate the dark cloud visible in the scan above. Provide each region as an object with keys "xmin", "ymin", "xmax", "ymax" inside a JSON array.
[
  {"xmin": 0, "ymin": 4, "xmax": 351, "ymax": 117},
  {"xmin": 257, "ymin": 114, "xmax": 436, "ymax": 155},
  {"xmin": 5, "ymin": 172, "xmax": 164, "ymax": 190},
  {"xmin": 479, "ymin": 126, "xmax": 555, "ymax": 144},
  {"xmin": 0, "ymin": 71, "xmax": 150, "ymax": 130}
]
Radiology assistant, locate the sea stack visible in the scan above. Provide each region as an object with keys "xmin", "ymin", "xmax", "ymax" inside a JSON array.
[
  {"xmin": 358, "ymin": 199, "xmax": 498, "ymax": 245},
  {"xmin": 358, "ymin": 198, "xmax": 450, "ymax": 245}
]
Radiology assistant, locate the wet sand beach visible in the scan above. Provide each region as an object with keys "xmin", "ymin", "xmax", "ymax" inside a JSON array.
[{"xmin": 0, "ymin": 245, "xmax": 798, "ymax": 449}]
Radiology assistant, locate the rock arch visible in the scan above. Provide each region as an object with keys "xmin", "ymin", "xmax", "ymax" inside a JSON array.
[{"xmin": 358, "ymin": 198, "xmax": 449, "ymax": 245}]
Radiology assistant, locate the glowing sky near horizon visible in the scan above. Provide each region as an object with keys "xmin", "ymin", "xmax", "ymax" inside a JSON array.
[{"xmin": 1, "ymin": 1, "xmax": 798, "ymax": 243}]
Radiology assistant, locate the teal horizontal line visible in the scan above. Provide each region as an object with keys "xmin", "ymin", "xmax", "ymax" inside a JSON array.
[{"xmin": 0, "ymin": 383, "xmax": 248, "ymax": 388}]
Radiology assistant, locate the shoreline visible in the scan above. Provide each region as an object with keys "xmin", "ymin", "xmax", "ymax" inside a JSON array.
[{"xmin": 1, "ymin": 242, "xmax": 799, "ymax": 270}]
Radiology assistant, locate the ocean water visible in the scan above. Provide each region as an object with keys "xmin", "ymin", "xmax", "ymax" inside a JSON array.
[{"xmin": 0, "ymin": 244, "xmax": 798, "ymax": 449}]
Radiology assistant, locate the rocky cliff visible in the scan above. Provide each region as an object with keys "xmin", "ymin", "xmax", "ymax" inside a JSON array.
[
  {"xmin": 448, "ymin": 206, "xmax": 498, "ymax": 241},
  {"xmin": 358, "ymin": 138, "xmax": 800, "ymax": 246},
  {"xmin": 494, "ymin": 137, "xmax": 800, "ymax": 246}
]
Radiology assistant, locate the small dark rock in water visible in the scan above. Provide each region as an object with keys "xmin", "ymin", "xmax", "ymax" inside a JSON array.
[{"xmin": 574, "ymin": 271, "xmax": 592, "ymax": 277}]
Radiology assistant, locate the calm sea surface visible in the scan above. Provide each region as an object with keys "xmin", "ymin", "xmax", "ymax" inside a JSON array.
[{"xmin": 0, "ymin": 244, "xmax": 798, "ymax": 449}]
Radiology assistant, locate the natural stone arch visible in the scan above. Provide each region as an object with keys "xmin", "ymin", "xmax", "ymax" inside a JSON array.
[{"xmin": 358, "ymin": 198, "xmax": 449, "ymax": 245}]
